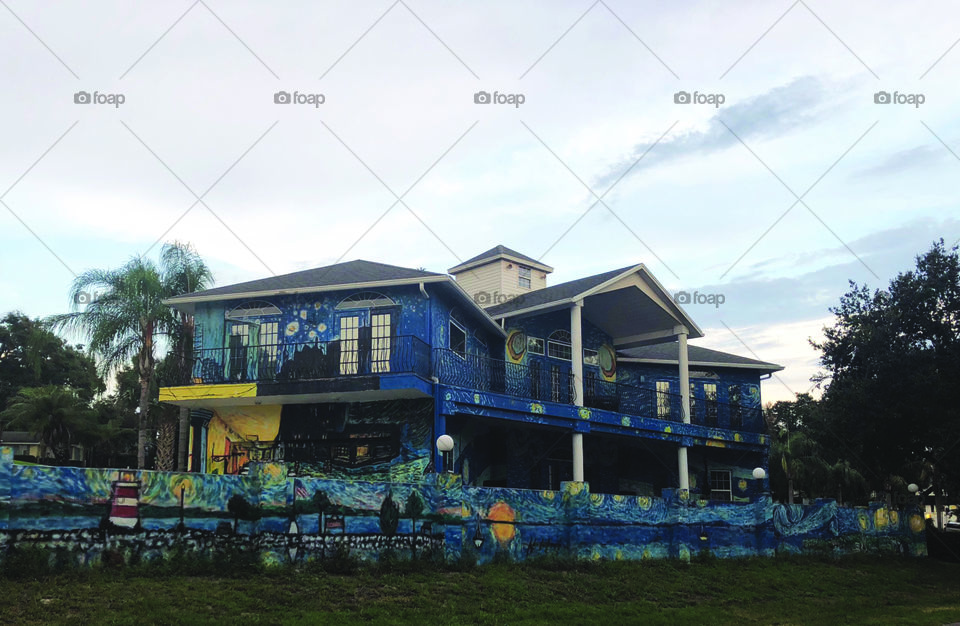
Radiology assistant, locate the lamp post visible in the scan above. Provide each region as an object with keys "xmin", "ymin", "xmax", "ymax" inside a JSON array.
[
  {"xmin": 908, "ymin": 483, "xmax": 922, "ymax": 516},
  {"xmin": 473, "ymin": 515, "xmax": 485, "ymax": 550},
  {"xmin": 436, "ymin": 435, "xmax": 454, "ymax": 474},
  {"xmin": 752, "ymin": 467, "xmax": 767, "ymax": 500}
]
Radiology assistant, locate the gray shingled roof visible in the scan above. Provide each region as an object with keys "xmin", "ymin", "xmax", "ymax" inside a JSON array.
[
  {"xmin": 168, "ymin": 260, "xmax": 443, "ymax": 301},
  {"xmin": 619, "ymin": 343, "xmax": 783, "ymax": 372},
  {"xmin": 0, "ymin": 431, "xmax": 39, "ymax": 444},
  {"xmin": 450, "ymin": 245, "xmax": 552, "ymax": 273},
  {"xmin": 485, "ymin": 266, "xmax": 634, "ymax": 317}
]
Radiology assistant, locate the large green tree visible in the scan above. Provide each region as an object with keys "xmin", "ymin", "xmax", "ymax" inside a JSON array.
[
  {"xmin": 49, "ymin": 242, "xmax": 213, "ymax": 469},
  {"xmin": 812, "ymin": 240, "xmax": 960, "ymax": 517},
  {"xmin": 1, "ymin": 386, "xmax": 93, "ymax": 463},
  {"xmin": 0, "ymin": 313, "xmax": 103, "ymax": 411}
]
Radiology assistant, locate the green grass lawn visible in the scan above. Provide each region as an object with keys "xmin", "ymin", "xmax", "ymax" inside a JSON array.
[{"xmin": 0, "ymin": 556, "xmax": 957, "ymax": 625}]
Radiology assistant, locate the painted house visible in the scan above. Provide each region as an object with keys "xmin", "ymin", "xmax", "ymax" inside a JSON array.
[{"xmin": 160, "ymin": 246, "xmax": 781, "ymax": 501}]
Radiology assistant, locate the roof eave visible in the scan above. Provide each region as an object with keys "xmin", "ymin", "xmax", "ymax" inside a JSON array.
[
  {"xmin": 449, "ymin": 253, "xmax": 553, "ymax": 275},
  {"xmin": 163, "ymin": 275, "xmax": 450, "ymax": 307},
  {"xmin": 618, "ymin": 356, "xmax": 784, "ymax": 373},
  {"xmin": 439, "ymin": 277, "xmax": 508, "ymax": 338}
]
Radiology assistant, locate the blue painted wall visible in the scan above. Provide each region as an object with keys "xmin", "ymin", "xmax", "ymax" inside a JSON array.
[{"xmin": 0, "ymin": 450, "xmax": 926, "ymax": 568}]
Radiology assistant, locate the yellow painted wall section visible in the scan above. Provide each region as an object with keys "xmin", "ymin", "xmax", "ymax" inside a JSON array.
[
  {"xmin": 159, "ymin": 384, "xmax": 257, "ymax": 403},
  {"xmin": 206, "ymin": 405, "xmax": 282, "ymax": 475}
]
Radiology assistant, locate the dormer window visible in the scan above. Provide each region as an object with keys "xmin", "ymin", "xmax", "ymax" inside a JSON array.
[{"xmin": 518, "ymin": 266, "xmax": 532, "ymax": 289}]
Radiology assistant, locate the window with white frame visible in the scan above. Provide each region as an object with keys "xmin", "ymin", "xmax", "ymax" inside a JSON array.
[
  {"xmin": 518, "ymin": 266, "xmax": 532, "ymax": 289},
  {"xmin": 449, "ymin": 319, "xmax": 467, "ymax": 358},
  {"xmin": 371, "ymin": 312, "xmax": 392, "ymax": 373},
  {"xmin": 656, "ymin": 381, "xmax": 671, "ymax": 418},
  {"xmin": 527, "ymin": 336, "xmax": 544, "ymax": 355},
  {"xmin": 547, "ymin": 330, "xmax": 571, "ymax": 360},
  {"xmin": 583, "ymin": 348, "xmax": 599, "ymax": 366},
  {"xmin": 709, "ymin": 470, "xmax": 732, "ymax": 501},
  {"xmin": 728, "ymin": 384, "xmax": 742, "ymax": 429},
  {"xmin": 704, "ymin": 383, "xmax": 718, "ymax": 426},
  {"xmin": 259, "ymin": 321, "xmax": 279, "ymax": 365}
]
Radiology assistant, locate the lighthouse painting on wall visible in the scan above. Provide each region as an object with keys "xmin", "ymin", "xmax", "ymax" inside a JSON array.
[{"xmin": 106, "ymin": 475, "xmax": 141, "ymax": 530}]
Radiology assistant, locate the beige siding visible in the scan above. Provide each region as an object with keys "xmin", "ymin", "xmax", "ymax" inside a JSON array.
[
  {"xmin": 452, "ymin": 262, "xmax": 503, "ymax": 307},
  {"xmin": 452, "ymin": 258, "xmax": 550, "ymax": 308}
]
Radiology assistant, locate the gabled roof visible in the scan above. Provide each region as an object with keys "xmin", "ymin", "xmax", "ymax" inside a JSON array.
[
  {"xmin": 164, "ymin": 259, "xmax": 506, "ymax": 337},
  {"xmin": 619, "ymin": 343, "xmax": 783, "ymax": 374},
  {"xmin": 449, "ymin": 245, "xmax": 553, "ymax": 274},
  {"xmin": 485, "ymin": 266, "xmax": 631, "ymax": 317}
]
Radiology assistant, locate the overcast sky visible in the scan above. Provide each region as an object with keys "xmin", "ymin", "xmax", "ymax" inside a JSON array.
[{"xmin": 1, "ymin": 1, "xmax": 959, "ymax": 404}]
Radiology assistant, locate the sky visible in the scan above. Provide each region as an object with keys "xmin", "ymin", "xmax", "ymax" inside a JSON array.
[{"xmin": 1, "ymin": 0, "xmax": 959, "ymax": 404}]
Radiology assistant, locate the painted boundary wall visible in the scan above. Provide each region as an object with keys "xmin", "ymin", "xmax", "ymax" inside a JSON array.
[{"xmin": 0, "ymin": 448, "xmax": 926, "ymax": 568}]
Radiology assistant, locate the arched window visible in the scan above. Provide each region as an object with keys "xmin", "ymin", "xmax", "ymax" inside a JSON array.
[
  {"xmin": 227, "ymin": 300, "xmax": 281, "ymax": 318},
  {"xmin": 547, "ymin": 330, "xmax": 572, "ymax": 360},
  {"xmin": 336, "ymin": 292, "xmax": 396, "ymax": 310}
]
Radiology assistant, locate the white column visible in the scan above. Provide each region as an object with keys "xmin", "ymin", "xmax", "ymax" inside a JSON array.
[
  {"xmin": 677, "ymin": 326, "xmax": 690, "ymax": 490},
  {"xmin": 571, "ymin": 300, "xmax": 585, "ymax": 482}
]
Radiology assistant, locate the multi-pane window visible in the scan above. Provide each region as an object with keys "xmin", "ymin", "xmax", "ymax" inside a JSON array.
[
  {"xmin": 689, "ymin": 383, "xmax": 698, "ymax": 423},
  {"xmin": 583, "ymin": 349, "xmax": 599, "ymax": 366},
  {"xmin": 527, "ymin": 336, "xmax": 544, "ymax": 355},
  {"xmin": 259, "ymin": 321, "xmax": 279, "ymax": 365},
  {"xmin": 550, "ymin": 364, "xmax": 563, "ymax": 402},
  {"xmin": 518, "ymin": 266, "xmax": 532, "ymax": 289},
  {"xmin": 228, "ymin": 323, "xmax": 249, "ymax": 380},
  {"xmin": 709, "ymin": 470, "xmax": 732, "ymax": 501},
  {"xmin": 450, "ymin": 320, "xmax": 467, "ymax": 358},
  {"xmin": 339, "ymin": 316, "xmax": 360, "ymax": 375},
  {"xmin": 728, "ymin": 385, "xmax": 742, "ymax": 429},
  {"xmin": 547, "ymin": 330, "xmax": 572, "ymax": 360},
  {"xmin": 704, "ymin": 383, "xmax": 718, "ymax": 426},
  {"xmin": 371, "ymin": 313, "xmax": 392, "ymax": 373},
  {"xmin": 656, "ymin": 381, "xmax": 671, "ymax": 418}
]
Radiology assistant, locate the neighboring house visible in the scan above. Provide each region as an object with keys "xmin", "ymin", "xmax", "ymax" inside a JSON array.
[
  {"xmin": 159, "ymin": 246, "xmax": 781, "ymax": 501},
  {"xmin": 0, "ymin": 431, "xmax": 84, "ymax": 463}
]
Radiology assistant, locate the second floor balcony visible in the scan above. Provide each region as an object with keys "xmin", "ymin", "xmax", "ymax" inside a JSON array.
[
  {"xmin": 433, "ymin": 349, "xmax": 764, "ymax": 434},
  {"xmin": 170, "ymin": 335, "xmax": 431, "ymax": 386}
]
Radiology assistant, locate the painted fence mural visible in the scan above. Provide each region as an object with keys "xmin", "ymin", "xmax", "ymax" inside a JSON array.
[{"xmin": 0, "ymin": 449, "xmax": 925, "ymax": 568}]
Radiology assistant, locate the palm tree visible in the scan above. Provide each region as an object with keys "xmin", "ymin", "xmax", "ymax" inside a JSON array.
[
  {"xmin": 49, "ymin": 242, "xmax": 212, "ymax": 469},
  {"xmin": 1, "ymin": 386, "xmax": 91, "ymax": 463},
  {"xmin": 770, "ymin": 428, "xmax": 831, "ymax": 504},
  {"xmin": 161, "ymin": 242, "xmax": 213, "ymax": 471}
]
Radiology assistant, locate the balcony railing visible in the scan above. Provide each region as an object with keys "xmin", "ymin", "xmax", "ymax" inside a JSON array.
[
  {"xmin": 169, "ymin": 335, "xmax": 431, "ymax": 385},
  {"xmin": 434, "ymin": 350, "xmax": 764, "ymax": 433},
  {"xmin": 434, "ymin": 349, "xmax": 577, "ymax": 405}
]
